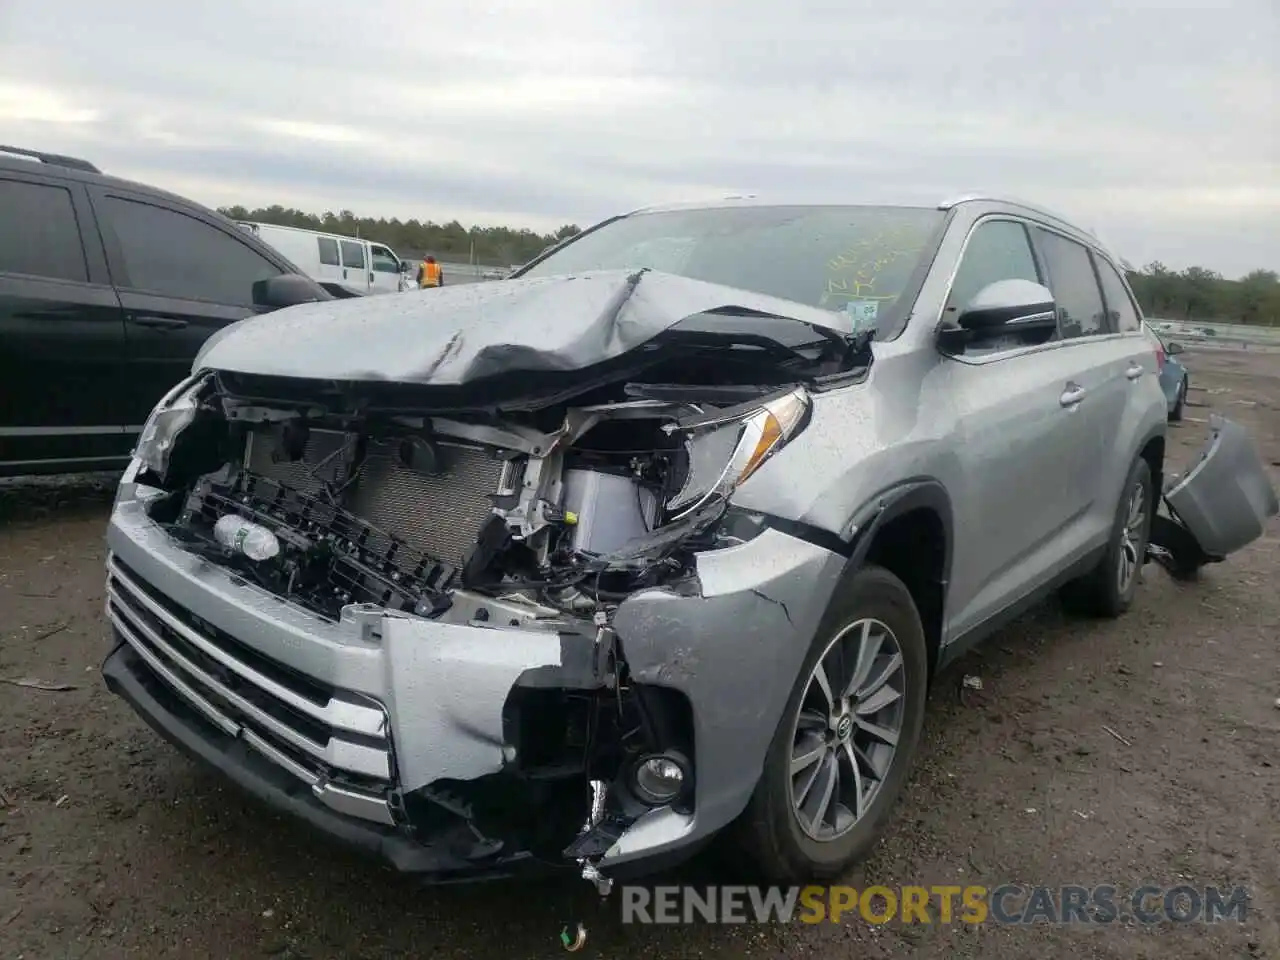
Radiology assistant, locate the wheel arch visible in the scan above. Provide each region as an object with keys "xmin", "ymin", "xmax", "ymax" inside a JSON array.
[{"xmin": 842, "ymin": 479, "xmax": 953, "ymax": 679}]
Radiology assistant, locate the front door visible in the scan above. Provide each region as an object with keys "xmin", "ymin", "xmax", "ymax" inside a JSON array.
[
  {"xmin": 935, "ymin": 217, "xmax": 1104, "ymax": 638},
  {"xmin": 0, "ymin": 173, "xmax": 132, "ymax": 472},
  {"xmin": 88, "ymin": 188, "xmax": 285, "ymax": 424},
  {"xmin": 368, "ymin": 244, "xmax": 402, "ymax": 294}
]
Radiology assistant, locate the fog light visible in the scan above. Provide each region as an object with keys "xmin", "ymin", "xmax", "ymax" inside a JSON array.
[{"xmin": 632, "ymin": 753, "xmax": 688, "ymax": 805}]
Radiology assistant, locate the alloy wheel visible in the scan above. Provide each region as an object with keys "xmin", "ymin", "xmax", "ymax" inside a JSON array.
[
  {"xmin": 787, "ymin": 618, "xmax": 906, "ymax": 842},
  {"xmin": 1117, "ymin": 479, "xmax": 1148, "ymax": 594}
]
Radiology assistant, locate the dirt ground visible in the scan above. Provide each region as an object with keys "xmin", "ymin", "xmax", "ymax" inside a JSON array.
[{"xmin": 2, "ymin": 348, "xmax": 1277, "ymax": 960}]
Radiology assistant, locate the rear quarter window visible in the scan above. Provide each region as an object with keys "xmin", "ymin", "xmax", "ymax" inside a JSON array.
[
  {"xmin": 0, "ymin": 178, "xmax": 88, "ymax": 282},
  {"xmin": 1094, "ymin": 255, "xmax": 1143, "ymax": 333}
]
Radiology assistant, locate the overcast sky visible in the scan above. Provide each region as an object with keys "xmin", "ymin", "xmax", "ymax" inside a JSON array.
[{"xmin": 1, "ymin": 0, "xmax": 1275, "ymax": 277}]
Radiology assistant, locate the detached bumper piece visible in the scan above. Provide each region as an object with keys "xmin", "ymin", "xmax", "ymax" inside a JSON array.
[{"xmin": 1146, "ymin": 416, "xmax": 1279, "ymax": 579}]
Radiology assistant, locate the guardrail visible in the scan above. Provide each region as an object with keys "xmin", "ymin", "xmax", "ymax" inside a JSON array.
[{"xmin": 1148, "ymin": 318, "xmax": 1280, "ymax": 349}]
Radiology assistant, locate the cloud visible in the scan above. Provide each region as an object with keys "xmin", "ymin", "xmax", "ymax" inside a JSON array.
[{"xmin": 0, "ymin": 0, "xmax": 1275, "ymax": 276}]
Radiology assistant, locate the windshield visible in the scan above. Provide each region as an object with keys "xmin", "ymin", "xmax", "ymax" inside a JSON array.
[{"xmin": 519, "ymin": 205, "xmax": 944, "ymax": 338}]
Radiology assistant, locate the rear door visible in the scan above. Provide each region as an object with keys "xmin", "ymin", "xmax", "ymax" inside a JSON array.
[
  {"xmin": 314, "ymin": 235, "xmax": 346, "ymax": 287},
  {"xmin": 338, "ymin": 238, "xmax": 370, "ymax": 292},
  {"xmin": 87, "ymin": 187, "xmax": 287, "ymax": 421},
  {"xmin": 1029, "ymin": 226, "xmax": 1131, "ymax": 545},
  {"xmin": 0, "ymin": 171, "xmax": 132, "ymax": 472}
]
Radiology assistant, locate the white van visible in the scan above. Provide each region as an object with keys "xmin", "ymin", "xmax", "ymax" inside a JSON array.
[{"xmin": 236, "ymin": 222, "xmax": 408, "ymax": 295}]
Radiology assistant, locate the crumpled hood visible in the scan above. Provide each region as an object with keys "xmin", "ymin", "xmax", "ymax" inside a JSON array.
[{"xmin": 194, "ymin": 269, "xmax": 854, "ymax": 385}]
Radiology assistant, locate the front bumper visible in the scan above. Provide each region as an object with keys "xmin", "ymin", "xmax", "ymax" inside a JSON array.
[
  {"xmin": 1147, "ymin": 415, "xmax": 1279, "ymax": 577},
  {"xmin": 103, "ymin": 478, "xmax": 846, "ymax": 878}
]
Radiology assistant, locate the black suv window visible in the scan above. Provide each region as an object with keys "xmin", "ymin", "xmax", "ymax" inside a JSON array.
[
  {"xmin": 340, "ymin": 240, "xmax": 364, "ymax": 269},
  {"xmin": 0, "ymin": 178, "xmax": 88, "ymax": 282},
  {"xmin": 102, "ymin": 196, "xmax": 282, "ymax": 305},
  {"xmin": 1032, "ymin": 228, "xmax": 1106, "ymax": 338},
  {"xmin": 1094, "ymin": 255, "xmax": 1142, "ymax": 332},
  {"xmin": 945, "ymin": 219, "xmax": 1040, "ymax": 315},
  {"xmin": 318, "ymin": 237, "xmax": 340, "ymax": 266}
]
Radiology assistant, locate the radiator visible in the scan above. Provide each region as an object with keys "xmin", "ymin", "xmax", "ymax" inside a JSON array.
[{"xmin": 245, "ymin": 428, "xmax": 506, "ymax": 567}]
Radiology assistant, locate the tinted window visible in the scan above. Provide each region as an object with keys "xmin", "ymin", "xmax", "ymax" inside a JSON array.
[
  {"xmin": 1032, "ymin": 228, "xmax": 1106, "ymax": 338},
  {"xmin": 370, "ymin": 245, "xmax": 399, "ymax": 273},
  {"xmin": 340, "ymin": 240, "xmax": 365, "ymax": 269},
  {"xmin": 318, "ymin": 237, "xmax": 340, "ymax": 266},
  {"xmin": 0, "ymin": 178, "xmax": 88, "ymax": 282},
  {"xmin": 518, "ymin": 205, "xmax": 943, "ymax": 339},
  {"xmin": 945, "ymin": 219, "xmax": 1040, "ymax": 314},
  {"xmin": 1094, "ymin": 255, "xmax": 1141, "ymax": 332},
  {"xmin": 103, "ymin": 197, "xmax": 282, "ymax": 304}
]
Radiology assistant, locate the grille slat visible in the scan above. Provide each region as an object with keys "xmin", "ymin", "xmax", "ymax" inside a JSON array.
[{"xmin": 105, "ymin": 555, "xmax": 395, "ymax": 824}]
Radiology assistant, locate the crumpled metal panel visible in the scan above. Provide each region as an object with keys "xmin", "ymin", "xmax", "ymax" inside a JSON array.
[
  {"xmin": 1163, "ymin": 415, "xmax": 1279, "ymax": 558},
  {"xmin": 193, "ymin": 269, "xmax": 851, "ymax": 385}
]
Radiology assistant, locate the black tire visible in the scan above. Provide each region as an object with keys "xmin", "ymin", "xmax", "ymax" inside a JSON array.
[
  {"xmin": 735, "ymin": 564, "xmax": 929, "ymax": 883},
  {"xmin": 1061, "ymin": 457, "xmax": 1153, "ymax": 618},
  {"xmin": 1170, "ymin": 377, "xmax": 1187, "ymax": 422}
]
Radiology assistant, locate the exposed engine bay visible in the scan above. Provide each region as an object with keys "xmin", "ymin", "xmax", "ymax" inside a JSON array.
[{"xmin": 140, "ymin": 371, "xmax": 812, "ymax": 625}]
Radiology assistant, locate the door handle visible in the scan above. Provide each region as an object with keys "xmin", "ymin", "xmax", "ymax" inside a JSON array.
[
  {"xmin": 1060, "ymin": 385, "xmax": 1086, "ymax": 407},
  {"xmin": 132, "ymin": 315, "xmax": 189, "ymax": 330},
  {"xmin": 1125, "ymin": 363, "xmax": 1144, "ymax": 380}
]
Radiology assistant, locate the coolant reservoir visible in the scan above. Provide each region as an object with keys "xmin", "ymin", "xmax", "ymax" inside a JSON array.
[{"xmin": 213, "ymin": 514, "xmax": 281, "ymax": 562}]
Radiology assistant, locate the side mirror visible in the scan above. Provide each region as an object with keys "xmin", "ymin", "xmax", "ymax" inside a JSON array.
[
  {"xmin": 1167, "ymin": 341, "xmax": 1184, "ymax": 355},
  {"xmin": 252, "ymin": 273, "xmax": 326, "ymax": 309},
  {"xmin": 956, "ymin": 279, "xmax": 1057, "ymax": 333},
  {"xmin": 399, "ymin": 260, "xmax": 411, "ymax": 273}
]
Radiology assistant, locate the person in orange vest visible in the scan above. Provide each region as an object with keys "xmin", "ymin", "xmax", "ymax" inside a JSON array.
[{"xmin": 416, "ymin": 255, "xmax": 443, "ymax": 289}]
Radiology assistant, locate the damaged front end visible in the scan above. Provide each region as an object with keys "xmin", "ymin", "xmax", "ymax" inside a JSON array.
[
  {"xmin": 102, "ymin": 293, "xmax": 864, "ymax": 885},
  {"xmin": 1146, "ymin": 415, "xmax": 1279, "ymax": 580}
]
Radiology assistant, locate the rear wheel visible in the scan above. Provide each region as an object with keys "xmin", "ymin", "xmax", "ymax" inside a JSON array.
[
  {"xmin": 1170, "ymin": 377, "xmax": 1187, "ymax": 421},
  {"xmin": 1061, "ymin": 457, "xmax": 1153, "ymax": 617},
  {"xmin": 737, "ymin": 564, "xmax": 928, "ymax": 883}
]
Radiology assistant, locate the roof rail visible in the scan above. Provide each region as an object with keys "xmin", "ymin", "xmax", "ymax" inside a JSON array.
[
  {"xmin": 937, "ymin": 193, "xmax": 1076, "ymax": 224},
  {"xmin": 0, "ymin": 145, "xmax": 100, "ymax": 174}
]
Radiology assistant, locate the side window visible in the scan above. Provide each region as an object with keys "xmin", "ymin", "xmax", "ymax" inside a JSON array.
[
  {"xmin": 102, "ymin": 197, "xmax": 282, "ymax": 305},
  {"xmin": 1094, "ymin": 255, "xmax": 1142, "ymax": 332},
  {"xmin": 1032, "ymin": 228, "xmax": 1106, "ymax": 338},
  {"xmin": 317, "ymin": 237, "xmax": 340, "ymax": 266},
  {"xmin": 945, "ymin": 219, "xmax": 1040, "ymax": 315},
  {"xmin": 340, "ymin": 240, "xmax": 365, "ymax": 270},
  {"xmin": 370, "ymin": 246, "xmax": 399, "ymax": 273},
  {"xmin": 0, "ymin": 178, "xmax": 88, "ymax": 282}
]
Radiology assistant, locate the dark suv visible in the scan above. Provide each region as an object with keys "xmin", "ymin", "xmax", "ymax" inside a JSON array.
[{"xmin": 0, "ymin": 145, "xmax": 329, "ymax": 477}]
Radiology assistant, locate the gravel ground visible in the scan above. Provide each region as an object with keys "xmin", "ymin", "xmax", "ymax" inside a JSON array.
[{"xmin": 2, "ymin": 348, "xmax": 1277, "ymax": 960}]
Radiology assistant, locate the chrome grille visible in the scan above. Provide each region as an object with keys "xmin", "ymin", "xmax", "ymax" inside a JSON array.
[{"xmin": 104, "ymin": 555, "xmax": 395, "ymax": 825}]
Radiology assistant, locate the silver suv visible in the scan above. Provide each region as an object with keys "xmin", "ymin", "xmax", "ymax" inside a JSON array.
[{"xmin": 102, "ymin": 197, "xmax": 1200, "ymax": 886}]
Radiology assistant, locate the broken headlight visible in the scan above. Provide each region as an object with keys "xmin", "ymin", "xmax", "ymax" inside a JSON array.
[
  {"xmin": 133, "ymin": 375, "xmax": 210, "ymax": 481},
  {"xmin": 665, "ymin": 387, "xmax": 811, "ymax": 520}
]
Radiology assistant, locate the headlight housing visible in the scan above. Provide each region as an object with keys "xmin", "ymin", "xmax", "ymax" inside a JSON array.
[
  {"xmin": 665, "ymin": 387, "xmax": 811, "ymax": 520},
  {"xmin": 134, "ymin": 375, "xmax": 210, "ymax": 481}
]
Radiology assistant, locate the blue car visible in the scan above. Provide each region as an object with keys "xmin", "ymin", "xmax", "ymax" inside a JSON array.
[{"xmin": 1144, "ymin": 323, "xmax": 1190, "ymax": 421}]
